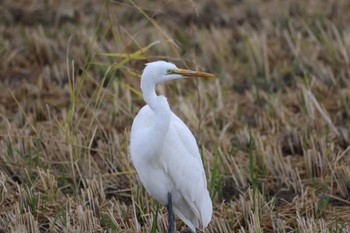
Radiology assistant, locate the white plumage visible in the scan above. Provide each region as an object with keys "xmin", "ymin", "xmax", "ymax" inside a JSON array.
[{"xmin": 130, "ymin": 61, "xmax": 213, "ymax": 232}]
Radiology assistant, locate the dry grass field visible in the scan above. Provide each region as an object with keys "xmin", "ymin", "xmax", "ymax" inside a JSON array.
[{"xmin": 1, "ymin": 0, "xmax": 350, "ymax": 232}]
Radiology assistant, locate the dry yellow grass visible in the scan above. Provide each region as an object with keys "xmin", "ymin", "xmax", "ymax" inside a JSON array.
[{"xmin": 1, "ymin": 0, "xmax": 350, "ymax": 232}]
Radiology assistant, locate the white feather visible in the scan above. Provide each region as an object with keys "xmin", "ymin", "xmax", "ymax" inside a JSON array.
[
  {"xmin": 129, "ymin": 61, "xmax": 213, "ymax": 232},
  {"xmin": 130, "ymin": 106, "xmax": 212, "ymax": 230}
]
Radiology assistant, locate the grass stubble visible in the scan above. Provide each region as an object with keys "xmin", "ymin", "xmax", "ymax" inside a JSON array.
[{"xmin": 1, "ymin": 0, "xmax": 350, "ymax": 232}]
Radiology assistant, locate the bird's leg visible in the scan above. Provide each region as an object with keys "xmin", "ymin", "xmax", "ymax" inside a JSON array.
[{"xmin": 167, "ymin": 192, "xmax": 174, "ymax": 233}]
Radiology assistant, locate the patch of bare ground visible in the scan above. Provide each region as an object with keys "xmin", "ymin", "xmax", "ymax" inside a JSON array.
[{"xmin": 1, "ymin": 0, "xmax": 350, "ymax": 232}]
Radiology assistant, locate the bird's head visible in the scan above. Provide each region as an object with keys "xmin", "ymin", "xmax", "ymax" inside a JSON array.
[
  {"xmin": 141, "ymin": 61, "xmax": 214, "ymax": 87},
  {"xmin": 141, "ymin": 61, "xmax": 179, "ymax": 85}
]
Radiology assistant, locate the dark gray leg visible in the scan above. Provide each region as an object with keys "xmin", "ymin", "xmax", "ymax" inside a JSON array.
[{"xmin": 167, "ymin": 192, "xmax": 174, "ymax": 233}]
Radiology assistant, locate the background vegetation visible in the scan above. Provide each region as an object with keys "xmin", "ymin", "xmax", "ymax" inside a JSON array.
[{"xmin": 1, "ymin": 0, "xmax": 350, "ymax": 232}]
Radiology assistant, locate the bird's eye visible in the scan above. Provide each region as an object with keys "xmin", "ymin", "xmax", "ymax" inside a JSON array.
[{"xmin": 166, "ymin": 69, "xmax": 173, "ymax": 74}]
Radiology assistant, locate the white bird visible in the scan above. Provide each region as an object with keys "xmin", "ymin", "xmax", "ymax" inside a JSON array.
[{"xmin": 130, "ymin": 61, "xmax": 214, "ymax": 232}]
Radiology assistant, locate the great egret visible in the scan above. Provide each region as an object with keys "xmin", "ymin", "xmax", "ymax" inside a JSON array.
[{"xmin": 130, "ymin": 61, "xmax": 214, "ymax": 232}]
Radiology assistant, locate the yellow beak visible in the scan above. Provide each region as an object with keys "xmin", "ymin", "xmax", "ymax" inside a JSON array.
[{"xmin": 169, "ymin": 68, "xmax": 215, "ymax": 78}]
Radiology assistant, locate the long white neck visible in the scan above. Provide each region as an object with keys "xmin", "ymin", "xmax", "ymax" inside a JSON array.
[{"xmin": 140, "ymin": 79, "xmax": 171, "ymax": 137}]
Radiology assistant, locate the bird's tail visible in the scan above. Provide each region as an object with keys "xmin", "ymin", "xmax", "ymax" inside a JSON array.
[{"xmin": 199, "ymin": 191, "xmax": 212, "ymax": 227}]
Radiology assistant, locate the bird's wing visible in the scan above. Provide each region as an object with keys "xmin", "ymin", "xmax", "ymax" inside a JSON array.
[
  {"xmin": 171, "ymin": 112, "xmax": 208, "ymax": 187},
  {"xmin": 160, "ymin": 112, "xmax": 211, "ymax": 227},
  {"xmin": 170, "ymin": 113, "xmax": 203, "ymax": 161}
]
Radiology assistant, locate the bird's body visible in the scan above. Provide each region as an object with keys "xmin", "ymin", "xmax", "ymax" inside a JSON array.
[{"xmin": 130, "ymin": 61, "xmax": 213, "ymax": 232}]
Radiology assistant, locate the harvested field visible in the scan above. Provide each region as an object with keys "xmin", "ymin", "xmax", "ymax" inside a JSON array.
[{"xmin": 1, "ymin": 0, "xmax": 350, "ymax": 232}]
